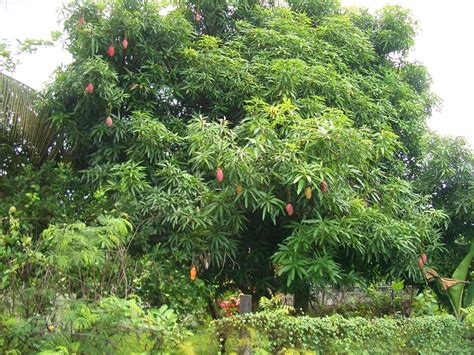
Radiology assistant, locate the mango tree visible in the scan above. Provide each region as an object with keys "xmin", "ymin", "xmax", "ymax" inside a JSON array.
[{"xmin": 34, "ymin": 0, "xmax": 449, "ymax": 306}]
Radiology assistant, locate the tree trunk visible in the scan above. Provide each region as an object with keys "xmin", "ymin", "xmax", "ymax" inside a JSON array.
[{"xmin": 293, "ymin": 283, "xmax": 310, "ymax": 313}]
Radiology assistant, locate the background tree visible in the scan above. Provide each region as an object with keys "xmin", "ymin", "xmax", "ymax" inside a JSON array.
[{"xmin": 416, "ymin": 134, "xmax": 473, "ymax": 274}]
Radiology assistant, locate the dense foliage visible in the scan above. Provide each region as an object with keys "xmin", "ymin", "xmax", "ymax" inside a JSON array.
[
  {"xmin": 0, "ymin": 209, "xmax": 188, "ymax": 353},
  {"xmin": 215, "ymin": 313, "xmax": 473, "ymax": 353},
  {"xmin": 416, "ymin": 135, "xmax": 473, "ymax": 273},
  {"xmin": 1, "ymin": 0, "xmax": 473, "ymax": 353},
  {"xmin": 33, "ymin": 0, "xmax": 459, "ymax": 304}
]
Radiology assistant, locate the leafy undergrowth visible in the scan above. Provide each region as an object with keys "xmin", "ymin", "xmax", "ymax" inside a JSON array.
[
  {"xmin": 214, "ymin": 313, "xmax": 474, "ymax": 354},
  {"xmin": 172, "ymin": 328, "xmax": 221, "ymax": 355},
  {"xmin": 0, "ymin": 298, "xmax": 189, "ymax": 354},
  {"xmin": 2, "ymin": 306, "xmax": 473, "ymax": 354}
]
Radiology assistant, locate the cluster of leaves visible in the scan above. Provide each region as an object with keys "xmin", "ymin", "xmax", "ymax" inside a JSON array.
[
  {"xmin": 77, "ymin": 100, "xmax": 447, "ymax": 301},
  {"xmin": 1, "ymin": 297, "xmax": 186, "ymax": 354},
  {"xmin": 462, "ymin": 303, "xmax": 474, "ymax": 334},
  {"xmin": 0, "ymin": 208, "xmax": 132, "ymax": 304},
  {"xmin": 422, "ymin": 241, "xmax": 474, "ymax": 319},
  {"xmin": 412, "ymin": 289, "xmax": 448, "ymax": 316},
  {"xmin": 136, "ymin": 245, "xmax": 215, "ymax": 325},
  {"xmin": 214, "ymin": 312, "xmax": 473, "ymax": 353},
  {"xmin": 259, "ymin": 293, "xmax": 295, "ymax": 316},
  {"xmin": 0, "ymin": 36, "xmax": 57, "ymax": 73},
  {"xmin": 0, "ymin": 208, "xmax": 174, "ymax": 353},
  {"xmin": 416, "ymin": 135, "xmax": 474, "ymax": 274},
  {"xmin": 309, "ymin": 284, "xmax": 415, "ymax": 318},
  {"xmin": 0, "ymin": 162, "xmax": 95, "ymax": 237}
]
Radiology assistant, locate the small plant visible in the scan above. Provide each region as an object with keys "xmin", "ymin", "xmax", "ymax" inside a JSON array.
[
  {"xmin": 214, "ymin": 313, "xmax": 473, "ymax": 353},
  {"xmin": 423, "ymin": 242, "xmax": 474, "ymax": 318},
  {"xmin": 461, "ymin": 305, "xmax": 474, "ymax": 332},
  {"xmin": 412, "ymin": 289, "xmax": 447, "ymax": 316},
  {"xmin": 259, "ymin": 294, "xmax": 295, "ymax": 315},
  {"xmin": 218, "ymin": 291, "xmax": 241, "ymax": 317}
]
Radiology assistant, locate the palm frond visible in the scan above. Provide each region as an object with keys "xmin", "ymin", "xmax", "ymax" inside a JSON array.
[{"xmin": 0, "ymin": 72, "xmax": 58, "ymax": 164}]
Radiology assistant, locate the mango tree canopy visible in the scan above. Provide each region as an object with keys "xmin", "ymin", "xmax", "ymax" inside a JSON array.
[{"xmin": 35, "ymin": 0, "xmax": 446, "ymax": 297}]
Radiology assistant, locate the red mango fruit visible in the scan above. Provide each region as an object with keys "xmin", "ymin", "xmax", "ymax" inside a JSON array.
[
  {"xmin": 85, "ymin": 83, "xmax": 94, "ymax": 94},
  {"xmin": 417, "ymin": 258, "xmax": 424, "ymax": 269},
  {"xmin": 286, "ymin": 203, "xmax": 294, "ymax": 216},
  {"xmin": 122, "ymin": 38, "xmax": 128, "ymax": 49},
  {"xmin": 107, "ymin": 45, "xmax": 115, "ymax": 57},
  {"xmin": 105, "ymin": 116, "xmax": 113, "ymax": 127},
  {"xmin": 216, "ymin": 168, "xmax": 224, "ymax": 182},
  {"xmin": 190, "ymin": 265, "xmax": 197, "ymax": 281}
]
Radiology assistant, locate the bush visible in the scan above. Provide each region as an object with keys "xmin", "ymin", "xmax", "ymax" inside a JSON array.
[
  {"xmin": 0, "ymin": 211, "xmax": 188, "ymax": 353},
  {"xmin": 309, "ymin": 285, "xmax": 415, "ymax": 318},
  {"xmin": 136, "ymin": 247, "xmax": 215, "ymax": 327},
  {"xmin": 0, "ymin": 297, "xmax": 188, "ymax": 354},
  {"xmin": 214, "ymin": 313, "xmax": 473, "ymax": 353}
]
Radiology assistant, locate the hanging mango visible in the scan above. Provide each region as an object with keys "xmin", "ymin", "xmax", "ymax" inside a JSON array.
[
  {"xmin": 107, "ymin": 45, "xmax": 115, "ymax": 57},
  {"xmin": 85, "ymin": 83, "xmax": 94, "ymax": 94},
  {"xmin": 421, "ymin": 253, "xmax": 427, "ymax": 264},
  {"xmin": 216, "ymin": 168, "xmax": 224, "ymax": 182},
  {"xmin": 235, "ymin": 183, "xmax": 243, "ymax": 194},
  {"xmin": 320, "ymin": 180, "xmax": 328, "ymax": 193},
  {"xmin": 190, "ymin": 265, "xmax": 197, "ymax": 281},
  {"xmin": 417, "ymin": 257, "xmax": 425, "ymax": 269}
]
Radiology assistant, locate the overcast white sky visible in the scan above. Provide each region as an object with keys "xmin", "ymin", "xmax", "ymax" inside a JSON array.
[{"xmin": 1, "ymin": 0, "xmax": 473, "ymax": 147}]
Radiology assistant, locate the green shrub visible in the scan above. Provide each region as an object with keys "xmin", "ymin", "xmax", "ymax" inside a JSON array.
[
  {"xmin": 172, "ymin": 328, "xmax": 221, "ymax": 355},
  {"xmin": 0, "ymin": 297, "xmax": 188, "ymax": 354},
  {"xmin": 214, "ymin": 313, "xmax": 473, "ymax": 353},
  {"xmin": 136, "ymin": 247, "xmax": 215, "ymax": 327},
  {"xmin": 0, "ymin": 211, "xmax": 188, "ymax": 353},
  {"xmin": 309, "ymin": 285, "xmax": 414, "ymax": 318},
  {"xmin": 412, "ymin": 289, "xmax": 447, "ymax": 316}
]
